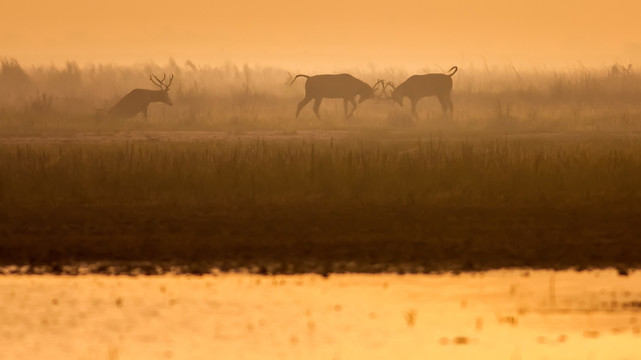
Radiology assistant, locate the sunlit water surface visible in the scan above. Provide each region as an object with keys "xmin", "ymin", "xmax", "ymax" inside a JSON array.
[{"xmin": 1, "ymin": 270, "xmax": 640, "ymax": 360}]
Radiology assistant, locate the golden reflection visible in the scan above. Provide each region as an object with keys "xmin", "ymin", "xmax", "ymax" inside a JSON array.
[{"xmin": 1, "ymin": 270, "xmax": 639, "ymax": 359}]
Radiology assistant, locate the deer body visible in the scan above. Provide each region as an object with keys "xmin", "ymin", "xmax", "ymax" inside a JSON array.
[
  {"xmin": 108, "ymin": 74, "xmax": 173, "ymax": 119},
  {"xmin": 291, "ymin": 74, "xmax": 378, "ymax": 118},
  {"xmin": 108, "ymin": 89, "xmax": 172, "ymax": 119},
  {"xmin": 391, "ymin": 66, "xmax": 458, "ymax": 119}
]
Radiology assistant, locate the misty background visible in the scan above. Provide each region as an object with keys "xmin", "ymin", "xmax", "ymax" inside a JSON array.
[
  {"xmin": 1, "ymin": 57, "xmax": 640, "ymax": 134},
  {"xmin": 2, "ymin": 0, "xmax": 640, "ymax": 69}
]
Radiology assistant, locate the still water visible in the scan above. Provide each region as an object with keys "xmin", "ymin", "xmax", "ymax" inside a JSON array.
[{"xmin": 1, "ymin": 270, "xmax": 640, "ymax": 360}]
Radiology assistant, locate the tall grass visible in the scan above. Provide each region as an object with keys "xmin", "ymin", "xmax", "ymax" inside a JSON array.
[{"xmin": 3, "ymin": 136, "xmax": 641, "ymax": 208}]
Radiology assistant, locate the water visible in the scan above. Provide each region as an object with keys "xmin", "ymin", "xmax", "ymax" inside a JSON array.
[{"xmin": 1, "ymin": 270, "xmax": 640, "ymax": 359}]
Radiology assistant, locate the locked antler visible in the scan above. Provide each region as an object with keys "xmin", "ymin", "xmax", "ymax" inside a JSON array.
[
  {"xmin": 371, "ymin": 79, "xmax": 386, "ymax": 97},
  {"xmin": 376, "ymin": 80, "xmax": 395, "ymax": 100}
]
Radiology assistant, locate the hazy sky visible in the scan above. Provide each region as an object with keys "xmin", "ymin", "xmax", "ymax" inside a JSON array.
[{"xmin": 2, "ymin": 0, "xmax": 640, "ymax": 70}]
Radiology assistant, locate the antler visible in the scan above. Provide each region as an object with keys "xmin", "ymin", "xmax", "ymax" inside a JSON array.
[
  {"xmin": 150, "ymin": 73, "xmax": 174, "ymax": 90},
  {"xmin": 150, "ymin": 73, "xmax": 164, "ymax": 88},
  {"xmin": 371, "ymin": 79, "xmax": 387, "ymax": 98},
  {"xmin": 376, "ymin": 80, "xmax": 395, "ymax": 100}
]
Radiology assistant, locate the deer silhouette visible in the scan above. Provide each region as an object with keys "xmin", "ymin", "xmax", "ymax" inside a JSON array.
[
  {"xmin": 384, "ymin": 66, "xmax": 458, "ymax": 119},
  {"xmin": 108, "ymin": 73, "xmax": 174, "ymax": 119},
  {"xmin": 290, "ymin": 74, "xmax": 383, "ymax": 118}
]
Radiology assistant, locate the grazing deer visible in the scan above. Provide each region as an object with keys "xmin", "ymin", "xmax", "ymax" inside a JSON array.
[
  {"xmin": 290, "ymin": 74, "xmax": 384, "ymax": 118},
  {"xmin": 385, "ymin": 66, "xmax": 458, "ymax": 119},
  {"xmin": 108, "ymin": 73, "xmax": 174, "ymax": 119}
]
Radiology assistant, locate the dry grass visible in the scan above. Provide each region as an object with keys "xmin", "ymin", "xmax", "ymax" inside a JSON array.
[
  {"xmin": 2, "ymin": 135, "xmax": 641, "ymax": 207},
  {"xmin": 2, "ymin": 135, "xmax": 641, "ymax": 273}
]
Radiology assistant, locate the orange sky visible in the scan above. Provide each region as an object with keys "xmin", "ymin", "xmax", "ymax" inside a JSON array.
[{"xmin": 1, "ymin": 0, "xmax": 640, "ymax": 70}]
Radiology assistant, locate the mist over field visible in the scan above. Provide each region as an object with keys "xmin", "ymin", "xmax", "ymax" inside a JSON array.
[{"xmin": 1, "ymin": 58, "xmax": 641, "ymax": 133}]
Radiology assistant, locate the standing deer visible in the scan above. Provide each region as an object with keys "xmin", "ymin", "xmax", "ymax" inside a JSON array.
[
  {"xmin": 108, "ymin": 73, "xmax": 174, "ymax": 119},
  {"xmin": 385, "ymin": 66, "xmax": 458, "ymax": 119},
  {"xmin": 290, "ymin": 74, "xmax": 383, "ymax": 118}
]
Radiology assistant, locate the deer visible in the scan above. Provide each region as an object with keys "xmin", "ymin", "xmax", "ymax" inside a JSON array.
[
  {"xmin": 383, "ymin": 66, "xmax": 458, "ymax": 119},
  {"xmin": 108, "ymin": 73, "xmax": 174, "ymax": 119},
  {"xmin": 290, "ymin": 74, "xmax": 384, "ymax": 118}
]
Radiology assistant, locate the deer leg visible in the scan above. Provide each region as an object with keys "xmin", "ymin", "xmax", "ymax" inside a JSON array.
[
  {"xmin": 143, "ymin": 106, "xmax": 148, "ymax": 120},
  {"xmin": 438, "ymin": 95, "xmax": 454, "ymax": 119},
  {"xmin": 344, "ymin": 98, "xmax": 357, "ymax": 118},
  {"xmin": 437, "ymin": 96, "xmax": 449, "ymax": 118},
  {"xmin": 343, "ymin": 98, "xmax": 350, "ymax": 118},
  {"xmin": 347, "ymin": 98, "xmax": 358, "ymax": 118},
  {"xmin": 312, "ymin": 98, "xmax": 323, "ymax": 119},
  {"xmin": 296, "ymin": 96, "xmax": 313, "ymax": 118},
  {"xmin": 410, "ymin": 99, "xmax": 419, "ymax": 119}
]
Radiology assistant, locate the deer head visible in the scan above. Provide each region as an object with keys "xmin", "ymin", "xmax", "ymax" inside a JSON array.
[
  {"xmin": 149, "ymin": 73, "xmax": 174, "ymax": 105},
  {"xmin": 361, "ymin": 79, "xmax": 388, "ymax": 103}
]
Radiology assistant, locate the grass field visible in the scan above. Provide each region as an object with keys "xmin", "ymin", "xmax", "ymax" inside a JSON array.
[
  {"xmin": 2, "ymin": 59, "xmax": 641, "ymax": 274},
  {"xmin": 2, "ymin": 131, "xmax": 641, "ymax": 274}
]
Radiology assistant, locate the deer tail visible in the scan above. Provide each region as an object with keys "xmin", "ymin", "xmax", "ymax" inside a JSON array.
[
  {"xmin": 447, "ymin": 66, "xmax": 458, "ymax": 77},
  {"xmin": 290, "ymin": 74, "xmax": 310, "ymax": 86}
]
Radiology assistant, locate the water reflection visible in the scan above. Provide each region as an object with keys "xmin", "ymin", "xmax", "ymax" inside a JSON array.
[{"xmin": 1, "ymin": 270, "xmax": 639, "ymax": 359}]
